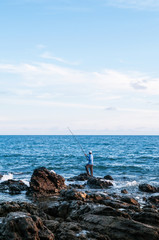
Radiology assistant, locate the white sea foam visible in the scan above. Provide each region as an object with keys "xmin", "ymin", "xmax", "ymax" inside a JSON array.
[
  {"xmin": 21, "ymin": 180, "xmax": 29, "ymax": 187},
  {"xmin": 125, "ymin": 180, "xmax": 138, "ymax": 187},
  {"xmin": 1, "ymin": 173, "xmax": 13, "ymax": 182}
]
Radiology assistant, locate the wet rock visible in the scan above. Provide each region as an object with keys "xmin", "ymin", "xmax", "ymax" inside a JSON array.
[
  {"xmin": 139, "ymin": 183, "xmax": 158, "ymax": 193},
  {"xmin": 0, "ymin": 211, "xmax": 55, "ymax": 240},
  {"xmin": 87, "ymin": 177, "xmax": 113, "ymax": 189},
  {"xmin": 120, "ymin": 196, "xmax": 140, "ymax": 207},
  {"xmin": 104, "ymin": 175, "xmax": 114, "ymax": 180},
  {"xmin": 68, "ymin": 184, "xmax": 85, "ymax": 189},
  {"xmin": 68, "ymin": 173, "xmax": 90, "ymax": 181},
  {"xmin": 60, "ymin": 189, "xmax": 87, "ymax": 201},
  {"xmin": 121, "ymin": 189, "xmax": 128, "ymax": 194},
  {"xmin": 28, "ymin": 167, "xmax": 66, "ymax": 196},
  {"xmin": 0, "ymin": 180, "xmax": 28, "ymax": 194},
  {"xmin": 87, "ymin": 192, "xmax": 111, "ymax": 203},
  {"xmin": 0, "ymin": 174, "xmax": 3, "ymax": 179}
]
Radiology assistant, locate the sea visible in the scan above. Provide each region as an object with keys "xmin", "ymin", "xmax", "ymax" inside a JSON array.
[{"xmin": 0, "ymin": 135, "xmax": 159, "ymax": 203}]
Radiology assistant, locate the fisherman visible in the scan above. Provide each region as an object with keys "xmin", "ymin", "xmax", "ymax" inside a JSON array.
[{"xmin": 85, "ymin": 151, "xmax": 93, "ymax": 176}]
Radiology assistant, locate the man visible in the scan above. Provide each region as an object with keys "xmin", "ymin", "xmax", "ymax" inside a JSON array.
[{"xmin": 85, "ymin": 151, "xmax": 93, "ymax": 176}]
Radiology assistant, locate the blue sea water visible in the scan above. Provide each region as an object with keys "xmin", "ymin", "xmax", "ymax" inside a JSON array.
[{"xmin": 0, "ymin": 135, "xmax": 159, "ymax": 202}]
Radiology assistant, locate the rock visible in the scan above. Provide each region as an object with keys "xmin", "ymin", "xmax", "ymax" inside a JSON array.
[
  {"xmin": 104, "ymin": 175, "xmax": 114, "ymax": 180},
  {"xmin": 55, "ymin": 221, "xmax": 111, "ymax": 240},
  {"xmin": 91, "ymin": 205, "xmax": 131, "ymax": 219},
  {"xmin": 67, "ymin": 173, "xmax": 90, "ymax": 181},
  {"xmin": 120, "ymin": 196, "xmax": 140, "ymax": 207},
  {"xmin": 28, "ymin": 167, "xmax": 66, "ymax": 196},
  {"xmin": 121, "ymin": 189, "xmax": 128, "ymax": 194},
  {"xmin": 131, "ymin": 211, "xmax": 159, "ymax": 227},
  {"xmin": 60, "ymin": 189, "xmax": 87, "ymax": 201},
  {"xmin": 0, "ymin": 180, "xmax": 28, "ymax": 194},
  {"xmin": 0, "ymin": 201, "xmax": 47, "ymax": 219},
  {"xmin": 0, "ymin": 174, "xmax": 3, "ymax": 179},
  {"xmin": 102, "ymin": 199, "xmax": 140, "ymax": 212},
  {"xmin": 68, "ymin": 184, "xmax": 85, "ymax": 189},
  {"xmin": 87, "ymin": 177, "xmax": 113, "ymax": 189},
  {"xmin": 139, "ymin": 183, "xmax": 158, "ymax": 193},
  {"xmin": 87, "ymin": 192, "xmax": 111, "ymax": 203},
  {"xmin": 44, "ymin": 219, "xmax": 60, "ymax": 233},
  {"xmin": 148, "ymin": 195, "xmax": 159, "ymax": 205},
  {"xmin": 81, "ymin": 214, "xmax": 159, "ymax": 240},
  {"xmin": 0, "ymin": 211, "xmax": 55, "ymax": 240}
]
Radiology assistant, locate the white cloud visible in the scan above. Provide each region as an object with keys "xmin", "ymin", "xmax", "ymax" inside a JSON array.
[
  {"xmin": 41, "ymin": 52, "xmax": 80, "ymax": 66},
  {"xmin": 0, "ymin": 62, "xmax": 159, "ymax": 95}
]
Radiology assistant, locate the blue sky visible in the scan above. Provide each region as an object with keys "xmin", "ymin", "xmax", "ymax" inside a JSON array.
[{"xmin": 0, "ymin": 0, "xmax": 159, "ymax": 134}]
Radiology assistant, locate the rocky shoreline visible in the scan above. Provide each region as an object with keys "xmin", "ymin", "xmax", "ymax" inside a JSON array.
[{"xmin": 0, "ymin": 167, "xmax": 159, "ymax": 240}]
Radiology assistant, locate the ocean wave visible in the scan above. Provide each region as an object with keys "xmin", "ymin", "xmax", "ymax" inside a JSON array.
[{"xmin": 0, "ymin": 173, "xmax": 13, "ymax": 182}]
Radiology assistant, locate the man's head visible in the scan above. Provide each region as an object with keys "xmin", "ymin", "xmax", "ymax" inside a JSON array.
[{"xmin": 89, "ymin": 151, "xmax": 92, "ymax": 154}]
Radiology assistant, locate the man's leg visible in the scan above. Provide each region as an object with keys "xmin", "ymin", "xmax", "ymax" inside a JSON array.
[
  {"xmin": 85, "ymin": 164, "xmax": 90, "ymax": 175},
  {"xmin": 90, "ymin": 165, "xmax": 93, "ymax": 176}
]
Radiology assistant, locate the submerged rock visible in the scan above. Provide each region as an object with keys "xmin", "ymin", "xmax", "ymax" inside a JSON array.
[{"xmin": 28, "ymin": 167, "xmax": 66, "ymax": 196}]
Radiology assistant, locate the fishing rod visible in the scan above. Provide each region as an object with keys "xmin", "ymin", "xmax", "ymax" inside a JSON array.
[{"xmin": 68, "ymin": 127, "xmax": 87, "ymax": 160}]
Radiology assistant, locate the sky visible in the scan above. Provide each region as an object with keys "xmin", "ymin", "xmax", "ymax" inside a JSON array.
[{"xmin": 0, "ymin": 0, "xmax": 159, "ymax": 135}]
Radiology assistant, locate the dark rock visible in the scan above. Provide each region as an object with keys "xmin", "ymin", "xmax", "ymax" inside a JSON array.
[
  {"xmin": 121, "ymin": 189, "xmax": 128, "ymax": 194},
  {"xmin": 91, "ymin": 205, "xmax": 131, "ymax": 219},
  {"xmin": 87, "ymin": 192, "xmax": 111, "ymax": 203},
  {"xmin": 68, "ymin": 184, "xmax": 85, "ymax": 189},
  {"xmin": 81, "ymin": 214, "xmax": 159, "ymax": 240},
  {"xmin": 131, "ymin": 211, "xmax": 159, "ymax": 227},
  {"xmin": 120, "ymin": 196, "xmax": 140, "ymax": 207},
  {"xmin": 28, "ymin": 167, "xmax": 66, "ymax": 196},
  {"xmin": 67, "ymin": 173, "xmax": 90, "ymax": 181},
  {"xmin": 87, "ymin": 177, "xmax": 113, "ymax": 189},
  {"xmin": 0, "ymin": 180, "xmax": 28, "ymax": 194},
  {"xmin": 139, "ymin": 183, "xmax": 158, "ymax": 193},
  {"xmin": 102, "ymin": 199, "xmax": 140, "ymax": 212},
  {"xmin": 104, "ymin": 175, "xmax": 114, "ymax": 180},
  {"xmin": 44, "ymin": 219, "xmax": 60, "ymax": 233},
  {"xmin": 60, "ymin": 189, "xmax": 87, "ymax": 201},
  {"xmin": 0, "ymin": 174, "xmax": 3, "ymax": 180},
  {"xmin": 0, "ymin": 211, "xmax": 55, "ymax": 240},
  {"xmin": 0, "ymin": 201, "xmax": 46, "ymax": 219},
  {"xmin": 148, "ymin": 195, "xmax": 159, "ymax": 204}
]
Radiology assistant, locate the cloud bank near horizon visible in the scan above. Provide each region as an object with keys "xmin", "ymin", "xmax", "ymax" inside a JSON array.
[{"xmin": 0, "ymin": 58, "xmax": 159, "ymax": 134}]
